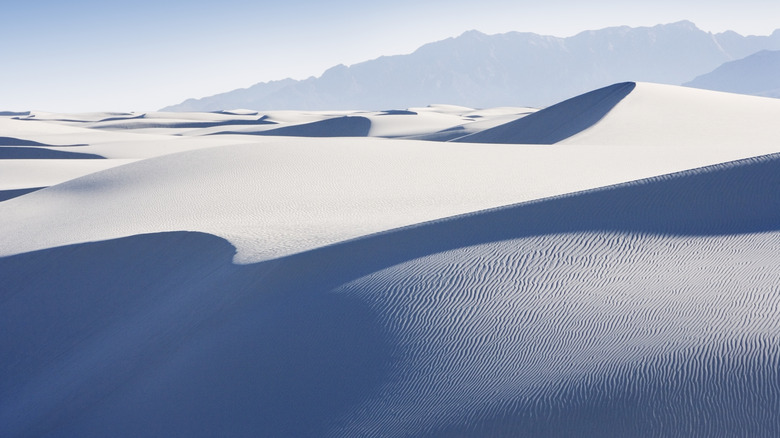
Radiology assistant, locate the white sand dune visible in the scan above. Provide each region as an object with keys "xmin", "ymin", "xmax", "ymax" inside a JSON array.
[
  {"xmin": 454, "ymin": 81, "xmax": 780, "ymax": 146},
  {"xmin": 562, "ymin": 82, "xmax": 780, "ymax": 147},
  {"xmin": 2, "ymin": 83, "xmax": 780, "ymax": 437},
  {"xmin": 0, "ymin": 159, "xmax": 137, "ymax": 191},
  {"xmin": 0, "ymin": 113, "xmax": 264, "ymax": 190},
  {"xmin": 2, "ymin": 83, "xmax": 778, "ymax": 262},
  {"xmin": 453, "ymin": 82, "xmax": 637, "ymax": 144},
  {"xmin": 2, "ymin": 154, "xmax": 778, "ymax": 437},
  {"xmin": 2, "ymin": 135, "xmax": 778, "ymax": 264}
]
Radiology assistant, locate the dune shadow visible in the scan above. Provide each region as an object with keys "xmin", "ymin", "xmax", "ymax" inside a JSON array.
[
  {"xmin": 220, "ymin": 116, "xmax": 371, "ymax": 137},
  {"xmin": 395, "ymin": 125, "xmax": 470, "ymax": 141},
  {"xmin": 377, "ymin": 110, "xmax": 418, "ymax": 116},
  {"xmin": 0, "ymin": 187, "xmax": 44, "ymax": 202},
  {"xmin": 0, "ymin": 146, "xmax": 104, "ymax": 159},
  {"xmin": 94, "ymin": 115, "xmax": 277, "ymax": 130},
  {"xmin": 270, "ymin": 152, "xmax": 780, "ymax": 291},
  {"xmin": 453, "ymin": 82, "xmax": 635, "ymax": 144},
  {"xmin": 92, "ymin": 114, "xmax": 146, "ymax": 123},
  {"xmin": 1, "ymin": 152, "xmax": 778, "ymax": 436},
  {"xmin": 0, "ymin": 232, "xmax": 389, "ymax": 437},
  {"xmin": 429, "ymin": 342, "xmax": 780, "ymax": 438},
  {"xmin": 0, "ymin": 136, "xmax": 86, "ymax": 148},
  {"xmin": 212, "ymin": 110, "xmax": 259, "ymax": 116}
]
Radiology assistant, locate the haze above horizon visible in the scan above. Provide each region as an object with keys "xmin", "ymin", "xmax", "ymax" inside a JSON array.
[{"xmin": 4, "ymin": 0, "xmax": 779, "ymax": 112}]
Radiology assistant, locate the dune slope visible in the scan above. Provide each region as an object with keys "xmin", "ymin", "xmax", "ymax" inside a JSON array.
[
  {"xmin": 453, "ymin": 82, "xmax": 636, "ymax": 144},
  {"xmin": 562, "ymin": 82, "xmax": 780, "ymax": 146},
  {"xmin": 3, "ymin": 82, "xmax": 780, "ymax": 437},
  {"xmin": 2, "ymin": 130, "xmax": 777, "ymax": 264},
  {"xmin": 1, "ymin": 153, "xmax": 779, "ymax": 437},
  {"xmin": 453, "ymin": 81, "xmax": 780, "ymax": 147}
]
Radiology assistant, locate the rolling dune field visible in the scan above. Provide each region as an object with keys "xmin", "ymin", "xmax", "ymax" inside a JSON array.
[{"xmin": 2, "ymin": 83, "xmax": 779, "ymax": 437}]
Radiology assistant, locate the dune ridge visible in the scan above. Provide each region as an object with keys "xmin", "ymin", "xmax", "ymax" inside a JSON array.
[
  {"xmin": 1, "ymin": 153, "xmax": 779, "ymax": 436},
  {"xmin": 1, "ymin": 133, "xmax": 777, "ymax": 264},
  {"xmin": 453, "ymin": 82, "xmax": 636, "ymax": 144},
  {"xmin": 226, "ymin": 115, "xmax": 371, "ymax": 137},
  {"xmin": 2, "ymin": 82, "xmax": 780, "ymax": 436},
  {"xmin": 0, "ymin": 147, "xmax": 104, "ymax": 160}
]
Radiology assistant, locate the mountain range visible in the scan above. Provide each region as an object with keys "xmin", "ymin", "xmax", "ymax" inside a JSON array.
[
  {"xmin": 162, "ymin": 21, "xmax": 780, "ymax": 111},
  {"xmin": 685, "ymin": 49, "xmax": 780, "ymax": 98}
]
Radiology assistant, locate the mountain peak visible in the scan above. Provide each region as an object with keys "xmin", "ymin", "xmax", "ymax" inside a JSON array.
[
  {"xmin": 458, "ymin": 29, "xmax": 488, "ymax": 38},
  {"xmin": 162, "ymin": 22, "xmax": 780, "ymax": 112},
  {"xmin": 322, "ymin": 64, "xmax": 349, "ymax": 75},
  {"xmin": 667, "ymin": 20, "xmax": 699, "ymax": 30}
]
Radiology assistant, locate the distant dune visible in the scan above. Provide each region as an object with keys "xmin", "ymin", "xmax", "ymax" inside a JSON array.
[
  {"xmin": 452, "ymin": 82, "xmax": 636, "ymax": 144},
  {"xmin": 2, "ymin": 82, "xmax": 780, "ymax": 437}
]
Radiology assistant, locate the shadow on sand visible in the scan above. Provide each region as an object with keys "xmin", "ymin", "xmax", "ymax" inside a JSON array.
[
  {"xmin": 1, "ymin": 152, "xmax": 778, "ymax": 436},
  {"xmin": 0, "ymin": 187, "xmax": 44, "ymax": 202},
  {"xmin": 218, "ymin": 116, "xmax": 371, "ymax": 137},
  {"xmin": 0, "ymin": 147, "xmax": 104, "ymax": 159},
  {"xmin": 0, "ymin": 136, "xmax": 87, "ymax": 148},
  {"xmin": 453, "ymin": 82, "xmax": 636, "ymax": 144}
]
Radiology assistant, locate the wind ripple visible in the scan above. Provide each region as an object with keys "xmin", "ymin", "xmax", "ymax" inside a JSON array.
[{"xmin": 330, "ymin": 231, "xmax": 780, "ymax": 437}]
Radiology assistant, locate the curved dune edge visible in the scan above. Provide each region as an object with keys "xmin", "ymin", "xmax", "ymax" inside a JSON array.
[
  {"xmin": 1, "ymin": 153, "xmax": 779, "ymax": 436},
  {"xmin": 231, "ymin": 115, "xmax": 371, "ymax": 137},
  {"xmin": 3, "ymin": 82, "xmax": 780, "ymax": 437},
  {"xmin": 453, "ymin": 82, "xmax": 636, "ymax": 144},
  {"xmin": 0, "ymin": 187, "xmax": 44, "ymax": 202},
  {"xmin": 451, "ymin": 81, "xmax": 780, "ymax": 147},
  {"xmin": 562, "ymin": 82, "xmax": 780, "ymax": 146},
  {"xmin": 1, "ymin": 131, "xmax": 779, "ymax": 264},
  {"xmin": 0, "ymin": 136, "xmax": 86, "ymax": 147},
  {"xmin": 0, "ymin": 146, "xmax": 105, "ymax": 160},
  {"xmin": 5, "ymin": 82, "xmax": 780, "ymax": 197}
]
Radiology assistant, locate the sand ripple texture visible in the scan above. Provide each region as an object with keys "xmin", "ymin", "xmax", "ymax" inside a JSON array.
[
  {"xmin": 322, "ymin": 153, "xmax": 780, "ymax": 437},
  {"xmin": 1, "ymin": 154, "xmax": 779, "ymax": 437},
  {"xmin": 332, "ymin": 231, "xmax": 780, "ymax": 437}
]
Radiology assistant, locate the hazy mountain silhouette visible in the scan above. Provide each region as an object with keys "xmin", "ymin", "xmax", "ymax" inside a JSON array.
[
  {"xmin": 684, "ymin": 50, "xmax": 780, "ymax": 98},
  {"xmin": 162, "ymin": 21, "xmax": 780, "ymax": 111}
]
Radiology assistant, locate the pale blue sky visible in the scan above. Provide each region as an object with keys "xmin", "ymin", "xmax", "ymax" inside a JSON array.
[{"xmin": 3, "ymin": 0, "xmax": 779, "ymax": 112}]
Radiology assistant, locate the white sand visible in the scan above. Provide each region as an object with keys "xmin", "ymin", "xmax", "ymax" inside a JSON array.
[
  {"xmin": 1, "ymin": 83, "xmax": 779, "ymax": 263},
  {"xmin": 2, "ymin": 82, "xmax": 780, "ymax": 437},
  {"xmin": 562, "ymin": 82, "xmax": 780, "ymax": 147}
]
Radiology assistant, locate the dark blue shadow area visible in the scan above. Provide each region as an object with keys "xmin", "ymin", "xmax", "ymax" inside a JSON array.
[
  {"xmin": 0, "ymin": 187, "xmax": 43, "ymax": 202},
  {"xmin": 0, "ymin": 147, "xmax": 104, "ymax": 159},
  {"xmin": 394, "ymin": 125, "xmax": 470, "ymax": 141},
  {"xmin": 97, "ymin": 115, "xmax": 277, "ymax": 129},
  {"xmin": 0, "ymin": 136, "xmax": 86, "ymax": 147},
  {"xmin": 1, "ymin": 153, "xmax": 778, "ymax": 437},
  {"xmin": 30, "ymin": 114, "xmax": 141, "ymax": 124},
  {"xmin": 212, "ymin": 110, "xmax": 259, "ymax": 116},
  {"xmin": 429, "ymin": 343, "xmax": 780, "ymax": 438},
  {"xmin": 107, "ymin": 280, "xmax": 388, "ymax": 438},
  {"xmin": 377, "ymin": 110, "xmax": 417, "ymax": 115},
  {"xmin": 87, "ymin": 114, "xmax": 145, "ymax": 123},
  {"xmin": 220, "ymin": 116, "xmax": 371, "ymax": 137},
  {"xmin": 453, "ymin": 82, "xmax": 635, "ymax": 144},
  {"xmin": 269, "ymin": 152, "xmax": 780, "ymax": 293},
  {"xmin": 0, "ymin": 232, "xmax": 388, "ymax": 438}
]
